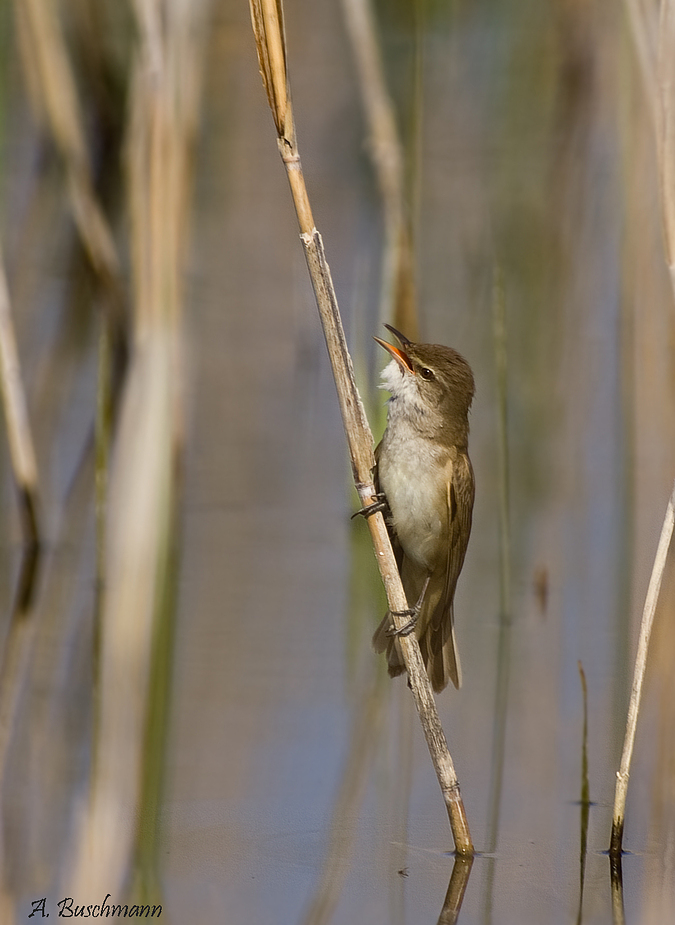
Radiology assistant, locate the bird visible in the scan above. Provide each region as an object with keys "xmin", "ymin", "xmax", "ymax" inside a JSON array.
[{"xmin": 370, "ymin": 325, "xmax": 475, "ymax": 692}]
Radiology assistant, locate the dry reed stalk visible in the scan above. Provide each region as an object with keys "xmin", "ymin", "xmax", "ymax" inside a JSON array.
[
  {"xmin": 609, "ymin": 0, "xmax": 675, "ymax": 858},
  {"xmin": 249, "ymin": 0, "xmax": 473, "ymax": 854},
  {"xmin": 15, "ymin": 1, "xmax": 128, "ymax": 601},
  {"xmin": 340, "ymin": 0, "xmax": 418, "ymax": 337},
  {"xmin": 67, "ymin": 0, "xmax": 193, "ymax": 898},
  {"xmin": 0, "ymin": 242, "xmax": 40, "ymax": 915},
  {"xmin": 610, "ymin": 482, "xmax": 675, "ymax": 856},
  {"xmin": 0, "ymin": 249, "xmax": 40, "ymax": 545}
]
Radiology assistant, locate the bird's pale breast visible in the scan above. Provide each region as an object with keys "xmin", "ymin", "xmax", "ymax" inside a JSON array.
[{"xmin": 378, "ymin": 420, "xmax": 449, "ymax": 572}]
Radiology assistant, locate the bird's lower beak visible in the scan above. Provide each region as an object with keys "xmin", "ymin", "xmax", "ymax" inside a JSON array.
[{"xmin": 374, "ymin": 337, "xmax": 414, "ymax": 373}]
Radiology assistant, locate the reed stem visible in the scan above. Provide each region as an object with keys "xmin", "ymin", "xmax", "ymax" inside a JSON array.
[
  {"xmin": 249, "ymin": 0, "xmax": 472, "ymax": 854},
  {"xmin": 610, "ymin": 482, "xmax": 675, "ymax": 857}
]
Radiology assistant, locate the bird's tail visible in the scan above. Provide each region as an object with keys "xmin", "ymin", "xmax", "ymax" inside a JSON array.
[
  {"xmin": 372, "ymin": 612, "xmax": 462, "ymax": 692},
  {"xmin": 420, "ymin": 619, "xmax": 462, "ymax": 692}
]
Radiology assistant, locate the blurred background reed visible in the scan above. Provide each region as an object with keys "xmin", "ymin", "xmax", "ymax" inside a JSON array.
[{"xmin": 0, "ymin": 0, "xmax": 673, "ymax": 923}]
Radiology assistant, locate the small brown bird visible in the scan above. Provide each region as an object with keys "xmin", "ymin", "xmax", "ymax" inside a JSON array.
[{"xmin": 371, "ymin": 325, "xmax": 475, "ymax": 692}]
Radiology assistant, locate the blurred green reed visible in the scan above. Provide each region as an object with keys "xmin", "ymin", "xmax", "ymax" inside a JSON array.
[{"xmin": 0, "ymin": 0, "xmax": 202, "ymax": 913}]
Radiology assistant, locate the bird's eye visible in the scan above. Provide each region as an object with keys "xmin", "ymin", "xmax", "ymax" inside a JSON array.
[{"xmin": 419, "ymin": 367, "xmax": 435, "ymax": 380}]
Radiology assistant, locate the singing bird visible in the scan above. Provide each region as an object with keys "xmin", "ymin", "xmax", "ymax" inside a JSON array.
[{"xmin": 371, "ymin": 325, "xmax": 475, "ymax": 693}]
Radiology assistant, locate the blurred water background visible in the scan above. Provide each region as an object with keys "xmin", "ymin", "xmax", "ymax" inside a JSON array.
[{"xmin": 0, "ymin": 0, "xmax": 673, "ymax": 923}]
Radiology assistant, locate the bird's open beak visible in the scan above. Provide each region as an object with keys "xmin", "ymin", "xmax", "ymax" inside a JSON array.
[
  {"xmin": 383, "ymin": 323, "xmax": 412, "ymax": 347},
  {"xmin": 374, "ymin": 336, "xmax": 414, "ymax": 373}
]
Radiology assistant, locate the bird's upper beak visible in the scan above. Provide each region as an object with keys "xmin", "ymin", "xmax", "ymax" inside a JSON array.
[
  {"xmin": 374, "ymin": 336, "xmax": 414, "ymax": 373},
  {"xmin": 382, "ymin": 323, "xmax": 412, "ymax": 346}
]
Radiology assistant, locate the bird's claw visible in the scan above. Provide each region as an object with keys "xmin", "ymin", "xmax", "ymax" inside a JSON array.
[
  {"xmin": 386, "ymin": 576, "xmax": 430, "ymax": 638},
  {"xmin": 351, "ymin": 493, "xmax": 387, "ymax": 520},
  {"xmin": 386, "ymin": 609, "xmax": 418, "ymax": 637}
]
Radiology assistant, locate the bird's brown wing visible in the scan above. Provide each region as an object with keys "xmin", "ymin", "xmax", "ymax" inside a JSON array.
[
  {"xmin": 425, "ymin": 451, "xmax": 475, "ymax": 690},
  {"xmin": 440, "ymin": 451, "xmax": 475, "ymax": 617}
]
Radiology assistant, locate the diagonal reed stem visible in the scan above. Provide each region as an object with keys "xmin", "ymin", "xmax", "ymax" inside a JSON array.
[
  {"xmin": 613, "ymin": 0, "xmax": 675, "ymax": 860},
  {"xmin": 248, "ymin": 0, "xmax": 472, "ymax": 854},
  {"xmin": 16, "ymin": 0, "xmax": 125, "ymax": 324},
  {"xmin": 0, "ymin": 248, "xmax": 40, "ymax": 546},
  {"xmin": 610, "ymin": 482, "xmax": 675, "ymax": 857}
]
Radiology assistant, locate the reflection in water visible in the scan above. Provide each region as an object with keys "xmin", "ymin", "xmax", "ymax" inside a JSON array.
[
  {"xmin": 610, "ymin": 852, "xmax": 625, "ymax": 925},
  {"xmin": 388, "ymin": 687, "xmax": 414, "ymax": 925},
  {"xmin": 300, "ymin": 666, "xmax": 382, "ymax": 925},
  {"xmin": 438, "ymin": 855, "xmax": 473, "ymax": 925}
]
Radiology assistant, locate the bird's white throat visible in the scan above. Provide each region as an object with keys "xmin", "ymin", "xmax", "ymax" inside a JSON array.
[
  {"xmin": 379, "ymin": 357, "xmax": 425, "ymax": 418},
  {"xmin": 380, "ymin": 357, "xmax": 412, "ymax": 396},
  {"xmin": 380, "ymin": 356, "xmax": 438, "ymax": 430}
]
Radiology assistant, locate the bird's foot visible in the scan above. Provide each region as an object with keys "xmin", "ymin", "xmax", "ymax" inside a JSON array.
[
  {"xmin": 386, "ymin": 609, "xmax": 418, "ymax": 637},
  {"xmin": 386, "ymin": 577, "xmax": 431, "ymax": 638},
  {"xmin": 351, "ymin": 493, "xmax": 387, "ymax": 520}
]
